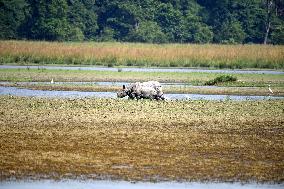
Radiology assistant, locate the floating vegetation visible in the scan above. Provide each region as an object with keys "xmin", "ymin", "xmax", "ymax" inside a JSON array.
[{"xmin": 0, "ymin": 96, "xmax": 283, "ymax": 182}]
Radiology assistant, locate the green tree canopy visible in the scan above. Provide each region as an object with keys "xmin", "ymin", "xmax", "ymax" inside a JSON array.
[
  {"xmin": 216, "ymin": 18, "xmax": 246, "ymax": 44},
  {"xmin": 127, "ymin": 21, "xmax": 168, "ymax": 43},
  {"xmin": 28, "ymin": 0, "xmax": 70, "ymax": 41},
  {"xmin": 0, "ymin": 0, "xmax": 283, "ymax": 44},
  {"xmin": 0, "ymin": 0, "xmax": 30, "ymax": 39}
]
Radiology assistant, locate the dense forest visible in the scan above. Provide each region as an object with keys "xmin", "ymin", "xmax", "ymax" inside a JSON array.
[{"xmin": 0, "ymin": 0, "xmax": 284, "ymax": 44}]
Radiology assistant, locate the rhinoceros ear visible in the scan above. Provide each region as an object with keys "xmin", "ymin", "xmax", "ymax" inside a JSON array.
[{"xmin": 123, "ymin": 85, "xmax": 126, "ymax": 89}]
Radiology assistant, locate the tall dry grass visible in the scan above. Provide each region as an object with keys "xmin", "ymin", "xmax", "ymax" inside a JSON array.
[{"xmin": 0, "ymin": 40, "xmax": 283, "ymax": 68}]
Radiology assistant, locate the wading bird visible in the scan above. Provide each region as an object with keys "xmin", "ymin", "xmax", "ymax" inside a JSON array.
[
  {"xmin": 51, "ymin": 78, "xmax": 54, "ymax": 84},
  {"xmin": 268, "ymin": 85, "xmax": 273, "ymax": 94}
]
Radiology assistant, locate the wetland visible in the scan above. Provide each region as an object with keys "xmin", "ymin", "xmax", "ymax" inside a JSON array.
[
  {"xmin": 0, "ymin": 96, "xmax": 283, "ymax": 183},
  {"xmin": 0, "ymin": 68, "xmax": 283, "ymax": 97},
  {"xmin": 1, "ymin": 41, "xmax": 284, "ymax": 186}
]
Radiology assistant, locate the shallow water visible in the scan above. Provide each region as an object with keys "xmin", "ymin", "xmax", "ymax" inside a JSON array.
[
  {"xmin": 0, "ymin": 81, "xmax": 256, "ymax": 90},
  {"xmin": 164, "ymin": 93, "xmax": 282, "ymax": 101},
  {"xmin": 0, "ymin": 81, "xmax": 193, "ymax": 87},
  {"xmin": 0, "ymin": 180, "xmax": 283, "ymax": 189},
  {"xmin": 1, "ymin": 65, "xmax": 283, "ymax": 75},
  {"xmin": 0, "ymin": 86, "xmax": 116, "ymax": 99},
  {"xmin": 0, "ymin": 86, "xmax": 283, "ymax": 101}
]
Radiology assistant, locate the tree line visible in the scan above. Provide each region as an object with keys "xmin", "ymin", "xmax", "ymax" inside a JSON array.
[{"xmin": 0, "ymin": 0, "xmax": 283, "ymax": 44}]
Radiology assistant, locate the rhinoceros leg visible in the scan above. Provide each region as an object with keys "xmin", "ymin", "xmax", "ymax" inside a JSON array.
[
  {"xmin": 128, "ymin": 95, "xmax": 135, "ymax": 99},
  {"xmin": 159, "ymin": 95, "xmax": 165, "ymax": 100}
]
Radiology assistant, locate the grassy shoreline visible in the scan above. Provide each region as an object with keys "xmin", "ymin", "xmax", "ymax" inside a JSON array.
[
  {"xmin": 0, "ymin": 96, "xmax": 283, "ymax": 182},
  {"xmin": 0, "ymin": 68, "xmax": 283, "ymax": 85},
  {"xmin": 2, "ymin": 62, "xmax": 284, "ymax": 71},
  {"xmin": 1, "ymin": 68, "xmax": 283, "ymax": 96},
  {"xmin": 1, "ymin": 40, "xmax": 284, "ymax": 69}
]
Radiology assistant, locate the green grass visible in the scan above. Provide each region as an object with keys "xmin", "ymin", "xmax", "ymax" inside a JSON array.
[{"xmin": 0, "ymin": 68, "xmax": 283, "ymax": 87}]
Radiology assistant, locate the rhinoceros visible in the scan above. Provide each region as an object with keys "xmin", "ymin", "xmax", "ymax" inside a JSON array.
[{"xmin": 117, "ymin": 81, "xmax": 165, "ymax": 100}]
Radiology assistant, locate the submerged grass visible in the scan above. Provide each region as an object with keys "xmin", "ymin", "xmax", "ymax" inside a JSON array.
[
  {"xmin": 0, "ymin": 96, "xmax": 283, "ymax": 182},
  {"xmin": 1, "ymin": 40, "xmax": 284, "ymax": 69}
]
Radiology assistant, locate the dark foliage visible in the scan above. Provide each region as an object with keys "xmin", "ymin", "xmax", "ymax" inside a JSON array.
[
  {"xmin": 205, "ymin": 75, "xmax": 237, "ymax": 85},
  {"xmin": 0, "ymin": 0, "xmax": 283, "ymax": 44}
]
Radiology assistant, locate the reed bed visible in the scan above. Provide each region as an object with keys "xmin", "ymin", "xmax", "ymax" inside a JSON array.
[
  {"xmin": 1, "ymin": 40, "xmax": 284, "ymax": 69},
  {"xmin": 0, "ymin": 96, "xmax": 283, "ymax": 182}
]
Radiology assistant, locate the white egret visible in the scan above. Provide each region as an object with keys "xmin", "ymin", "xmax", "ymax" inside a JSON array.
[
  {"xmin": 268, "ymin": 85, "xmax": 273, "ymax": 94},
  {"xmin": 51, "ymin": 78, "xmax": 54, "ymax": 84}
]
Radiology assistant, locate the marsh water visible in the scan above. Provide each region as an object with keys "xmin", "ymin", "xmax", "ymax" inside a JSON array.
[
  {"xmin": 1, "ymin": 65, "xmax": 284, "ymax": 75},
  {"xmin": 1, "ymin": 180, "xmax": 283, "ymax": 189},
  {"xmin": 0, "ymin": 81, "xmax": 225, "ymax": 91},
  {"xmin": 0, "ymin": 86, "xmax": 283, "ymax": 100},
  {"xmin": 0, "ymin": 81, "xmax": 193, "ymax": 86}
]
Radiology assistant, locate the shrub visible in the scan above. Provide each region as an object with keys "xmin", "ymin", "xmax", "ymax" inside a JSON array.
[
  {"xmin": 205, "ymin": 75, "xmax": 237, "ymax": 85},
  {"xmin": 169, "ymin": 61, "xmax": 179, "ymax": 67},
  {"xmin": 126, "ymin": 60, "xmax": 133, "ymax": 66},
  {"xmin": 107, "ymin": 62, "xmax": 114, "ymax": 67}
]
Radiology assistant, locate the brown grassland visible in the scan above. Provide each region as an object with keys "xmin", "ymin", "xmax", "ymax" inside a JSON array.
[
  {"xmin": 0, "ymin": 96, "xmax": 283, "ymax": 182},
  {"xmin": 1, "ymin": 40, "xmax": 284, "ymax": 69}
]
